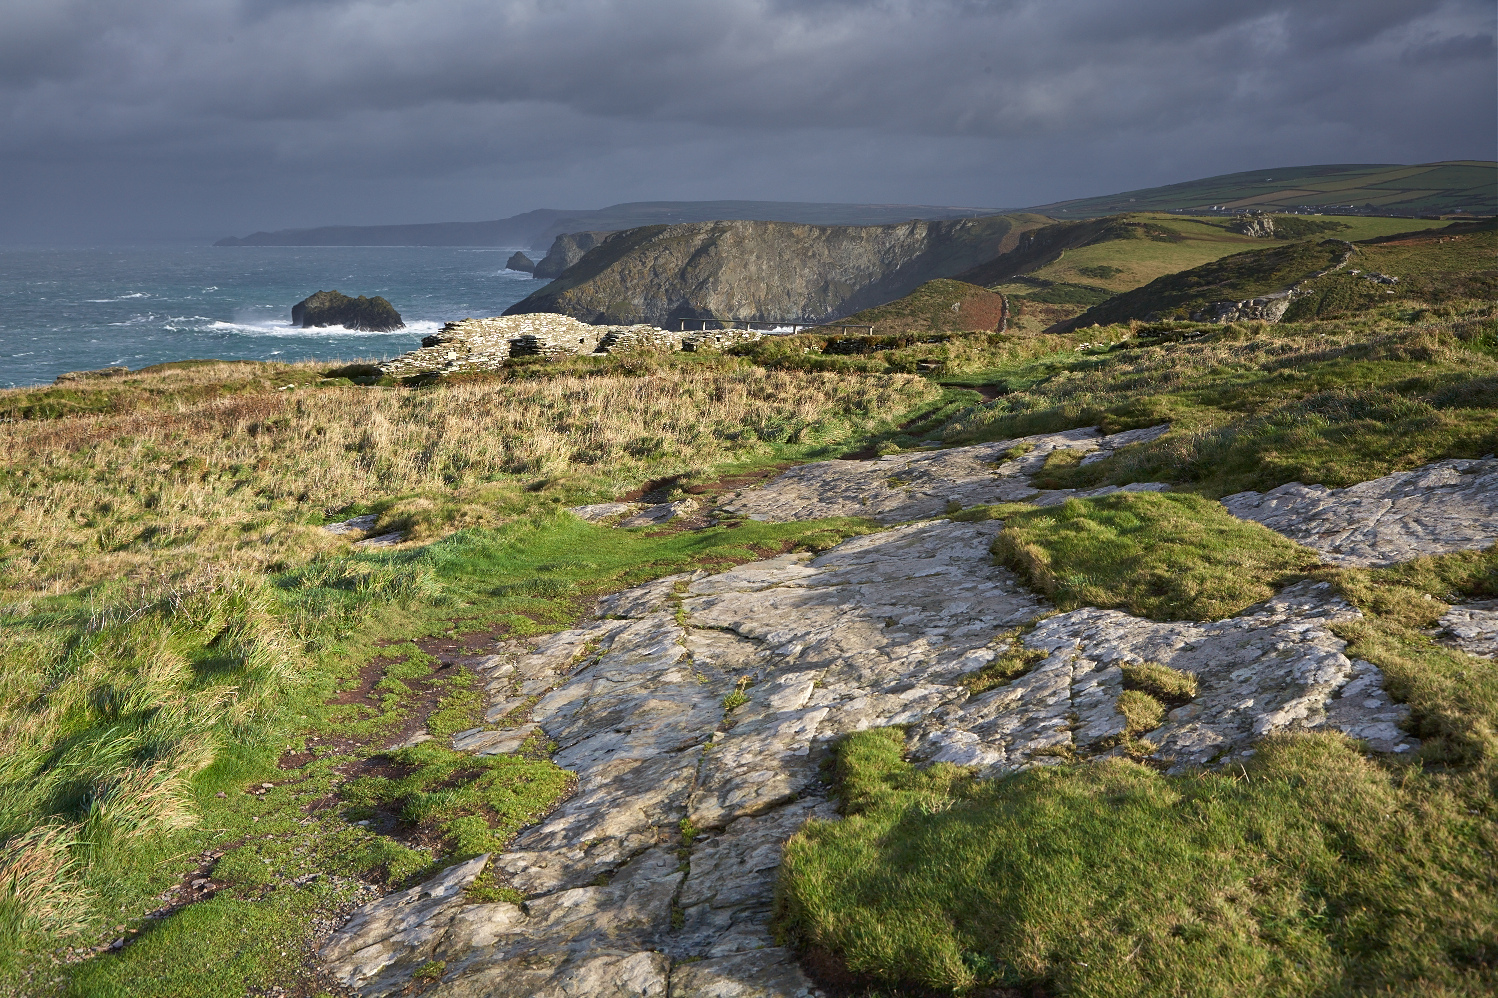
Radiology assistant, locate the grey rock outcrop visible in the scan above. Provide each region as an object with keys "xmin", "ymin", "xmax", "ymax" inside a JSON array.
[
  {"xmin": 1222, "ymin": 458, "xmax": 1498, "ymax": 567},
  {"xmin": 1229, "ymin": 211, "xmax": 1277, "ymax": 238},
  {"xmin": 292, "ymin": 290, "xmax": 404, "ymax": 331},
  {"xmin": 1192, "ymin": 292, "xmax": 1295, "ymax": 323},
  {"xmin": 533, "ymin": 231, "xmax": 610, "ymax": 280},
  {"xmin": 317, "ymin": 430, "xmax": 1478, "ymax": 997},
  {"xmin": 505, "ymin": 252, "xmax": 535, "ymax": 273},
  {"xmin": 505, "ymin": 215, "xmax": 1038, "ymax": 327},
  {"xmin": 720, "ymin": 424, "xmax": 1172, "ymax": 524},
  {"xmin": 379, "ymin": 314, "xmax": 666, "ymax": 377},
  {"xmin": 322, "ymin": 514, "xmax": 1416, "ymax": 996},
  {"xmin": 1432, "ymin": 601, "xmax": 1498, "ymax": 658}
]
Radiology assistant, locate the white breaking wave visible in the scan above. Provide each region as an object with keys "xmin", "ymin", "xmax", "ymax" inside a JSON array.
[{"xmin": 191, "ymin": 317, "xmax": 442, "ymax": 339}]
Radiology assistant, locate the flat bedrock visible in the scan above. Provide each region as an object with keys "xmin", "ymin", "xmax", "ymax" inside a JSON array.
[
  {"xmin": 1222, "ymin": 458, "xmax": 1498, "ymax": 567},
  {"xmin": 320, "ymin": 435, "xmax": 1498, "ymax": 996}
]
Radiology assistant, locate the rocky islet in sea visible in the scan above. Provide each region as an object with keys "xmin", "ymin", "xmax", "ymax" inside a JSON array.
[{"xmin": 292, "ymin": 289, "xmax": 405, "ymax": 332}]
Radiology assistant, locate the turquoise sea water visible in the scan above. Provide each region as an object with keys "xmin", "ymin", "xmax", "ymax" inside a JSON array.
[{"xmin": 0, "ymin": 246, "xmax": 542, "ymax": 387}]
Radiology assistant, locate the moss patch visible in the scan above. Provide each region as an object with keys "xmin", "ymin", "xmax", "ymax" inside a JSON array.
[{"xmin": 993, "ymin": 492, "xmax": 1321, "ymax": 621}]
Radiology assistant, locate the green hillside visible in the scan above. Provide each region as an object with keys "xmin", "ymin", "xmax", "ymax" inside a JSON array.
[
  {"xmin": 1023, "ymin": 161, "xmax": 1496, "ymax": 219},
  {"xmin": 1067, "ymin": 218, "xmax": 1496, "ymax": 327},
  {"xmin": 948, "ymin": 212, "xmax": 1444, "ymax": 330}
]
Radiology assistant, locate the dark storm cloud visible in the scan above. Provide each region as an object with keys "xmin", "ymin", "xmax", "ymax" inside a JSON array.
[{"xmin": 0, "ymin": 0, "xmax": 1492, "ymax": 242}]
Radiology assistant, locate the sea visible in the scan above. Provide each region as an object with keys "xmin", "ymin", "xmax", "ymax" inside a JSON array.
[{"xmin": 0, "ymin": 245, "xmax": 544, "ymax": 388}]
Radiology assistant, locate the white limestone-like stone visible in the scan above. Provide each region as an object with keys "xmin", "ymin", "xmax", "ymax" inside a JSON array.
[
  {"xmin": 323, "ymin": 517, "xmax": 1416, "ymax": 996},
  {"xmin": 1222, "ymin": 458, "xmax": 1498, "ymax": 566},
  {"xmin": 1433, "ymin": 601, "xmax": 1498, "ymax": 658},
  {"xmin": 719, "ymin": 425, "xmax": 1171, "ymax": 524}
]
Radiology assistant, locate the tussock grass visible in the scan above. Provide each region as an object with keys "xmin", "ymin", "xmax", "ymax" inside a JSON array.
[
  {"xmin": 0, "ymin": 360, "xmax": 934, "ymax": 594},
  {"xmin": 940, "ymin": 302, "xmax": 1498, "ymax": 498},
  {"xmin": 777, "ymin": 729, "xmax": 1497, "ymax": 997},
  {"xmin": 994, "ymin": 492, "xmax": 1321, "ymax": 621},
  {"xmin": 0, "ymin": 352, "xmax": 918, "ymax": 989}
]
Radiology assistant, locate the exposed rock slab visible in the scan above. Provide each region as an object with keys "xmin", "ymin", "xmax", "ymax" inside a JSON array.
[
  {"xmin": 1222, "ymin": 458, "xmax": 1498, "ymax": 567},
  {"xmin": 1432, "ymin": 601, "xmax": 1498, "ymax": 658},
  {"xmin": 322, "ymin": 519, "xmax": 1414, "ymax": 996},
  {"xmin": 719, "ymin": 425, "xmax": 1171, "ymax": 524},
  {"xmin": 911, "ymin": 581, "xmax": 1415, "ymax": 776}
]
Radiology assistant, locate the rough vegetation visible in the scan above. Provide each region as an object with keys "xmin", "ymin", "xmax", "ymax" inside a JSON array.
[{"xmin": 4, "ymin": 198, "xmax": 1497, "ymax": 997}]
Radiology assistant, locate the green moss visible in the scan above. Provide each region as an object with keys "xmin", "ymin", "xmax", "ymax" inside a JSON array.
[
  {"xmin": 993, "ymin": 492, "xmax": 1321, "ymax": 621},
  {"xmin": 338, "ymin": 740, "xmax": 574, "ymax": 860},
  {"xmin": 775, "ymin": 728, "xmax": 1498, "ymax": 997}
]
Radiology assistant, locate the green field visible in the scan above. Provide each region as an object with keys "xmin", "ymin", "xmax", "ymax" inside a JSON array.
[
  {"xmin": 1066, "ymin": 218, "xmax": 1494, "ymax": 328},
  {"xmin": 1024, "ymin": 161, "xmax": 1497, "ymax": 218}
]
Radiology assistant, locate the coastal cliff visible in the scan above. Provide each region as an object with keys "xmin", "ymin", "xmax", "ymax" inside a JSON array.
[
  {"xmin": 532, "ymin": 231, "xmax": 609, "ymax": 279},
  {"xmin": 505, "ymin": 215, "xmax": 1047, "ymax": 326}
]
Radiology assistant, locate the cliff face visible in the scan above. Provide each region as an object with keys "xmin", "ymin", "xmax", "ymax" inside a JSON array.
[
  {"xmin": 505, "ymin": 215, "xmax": 1046, "ymax": 326},
  {"xmin": 533, "ymin": 232, "xmax": 610, "ymax": 279}
]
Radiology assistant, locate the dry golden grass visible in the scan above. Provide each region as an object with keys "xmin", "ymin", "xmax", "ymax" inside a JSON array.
[{"xmin": 0, "ymin": 363, "xmax": 936, "ymax": 594}]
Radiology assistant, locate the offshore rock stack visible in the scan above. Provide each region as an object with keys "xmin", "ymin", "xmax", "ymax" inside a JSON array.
[{"xmin": 378, "ymin": 313, "xmax": 759, "ymax": 378}]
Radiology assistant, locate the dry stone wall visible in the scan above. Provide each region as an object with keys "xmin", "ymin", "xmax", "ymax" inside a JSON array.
[{"xmin": 378, "ymin": 314, "xmax": 754, "ymax": 377}]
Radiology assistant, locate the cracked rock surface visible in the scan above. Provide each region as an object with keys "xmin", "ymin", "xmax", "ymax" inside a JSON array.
[
  {"xmin": 719, "ymin": 425, "xmax": 1171, "ymax": 523},
  {"xmin": 321, "ymin": 516, "xmax": 1415, "ymax": 996},
  {"xmin": 1222, "ymin": 458, "xmax": 1498, "ymax": 567},
  {"xmin": 1432, "ymin": 600, "xmax": 1498, "ymax": 658}
]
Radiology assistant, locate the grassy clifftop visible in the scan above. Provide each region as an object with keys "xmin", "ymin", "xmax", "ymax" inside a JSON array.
[
  {"xmin": 2, "ymin": 231, "xmax": 1497, "ymax": 995},
  {"xmin": 1022, "ymin": 160, "xmax": 1497, "ymax": 218}
]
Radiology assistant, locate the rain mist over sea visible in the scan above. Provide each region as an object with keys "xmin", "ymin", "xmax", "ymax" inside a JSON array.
[{"xmin": 0, "ymin": 246, "xmax": 542, "ymax": 387}]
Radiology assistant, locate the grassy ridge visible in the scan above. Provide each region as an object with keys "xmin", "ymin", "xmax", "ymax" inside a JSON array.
[
  {"xmin": 777, "ymin": 728, "xmax": 1496, "ymax": 997},
  {"xmin": 1021, "ymin": 161, "xmax": 1496, "ymax": 217},
  {"xmin": 777, "ymin": 511, "xmax": 1498, "ymax": 997}
]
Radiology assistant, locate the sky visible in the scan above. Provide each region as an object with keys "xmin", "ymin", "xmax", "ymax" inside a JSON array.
[{"xmin": 1, "ymin": 0, "xmax": 1493, "ymax": 245}]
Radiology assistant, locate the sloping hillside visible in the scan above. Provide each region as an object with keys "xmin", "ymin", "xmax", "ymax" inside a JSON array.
[
  {"xmin": 810, "ymin": 279, "xmax": 1007, "ymax": 336},
  {"xmin": 1067, "ymin": 218, "xmax": 1495, "ymax": 327},
  {"xmin": 1022, "ymin": 161, "xmax": 1497, "ymax": 218},
  {"xmin": 504, "ymin": 215, "xmax": 1050, "ymax": 325}
]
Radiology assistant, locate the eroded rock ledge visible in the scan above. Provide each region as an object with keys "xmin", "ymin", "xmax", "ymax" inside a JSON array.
[{"xmin": 1222, "ymin": 458, "xmax": 1498, "ymax": 567}]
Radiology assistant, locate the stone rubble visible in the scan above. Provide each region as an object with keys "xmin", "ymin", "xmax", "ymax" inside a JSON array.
[
  {"xmin": 378, "ymin": 314, "xmax": 667, "ymax": 378},
  {"xmin": 1222, "ymin": 458, "xmax": 1498, "ymax": 567},
  {"xmin": 719, "ymin": 424, "xmax": 1171, "ymax": 524},
  {"xmin": 322, "ymin": 517, "xmax": 1415, "ymax": 997},
  {"xmin": 378, "ymin": 314, "xmax": 772, "ymax": 378},
  {"xmin": 566, "ymin": 500, "xmax": 702, "ymax": 528}
]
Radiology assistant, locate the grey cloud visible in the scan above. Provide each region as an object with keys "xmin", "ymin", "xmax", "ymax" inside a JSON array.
[{"xmin": 0, "ymin": 0, "xmax": 1491, "ymax": 243}]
